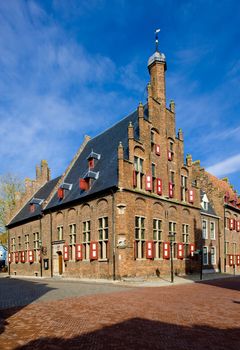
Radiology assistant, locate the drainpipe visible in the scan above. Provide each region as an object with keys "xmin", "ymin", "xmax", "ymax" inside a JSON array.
[
  {"xmin": 218, "ymin": 217, "xmax": 221, "ymax": 273},
  {"xmin": 7, "ymin": 228, "xmax": 10, "ymax": 276},
  {"xmin": 224, "ymin": 206, "xmax": 226, "ymax": 273},
  {"xmin": 39, "ymin": 217, "xmax": 43, "ymax": 277},
  {"xmin": 50, "ymin": 211, "xmax": 53, "ymax": 278},
  {"xmin": 111, "ymin": 190, "xmax": 116, "ymax": 280}
]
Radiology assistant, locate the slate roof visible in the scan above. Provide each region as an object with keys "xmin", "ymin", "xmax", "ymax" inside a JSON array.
[
  {"xmin": 200, "ymin": 190, "xmax": 218, "ymax": 217},
  {"xmin": 8, "ymin": 176, "xmax": 61, "ymax": 227},
  {"xmin": 45, "ymin": 106, "xmax": 147, "ymax": 211}
]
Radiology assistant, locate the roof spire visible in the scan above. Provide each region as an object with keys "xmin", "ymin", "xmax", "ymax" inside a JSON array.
[{"xmin": 155, "ymin": 28, "xmax": 160, "ymax": 52}]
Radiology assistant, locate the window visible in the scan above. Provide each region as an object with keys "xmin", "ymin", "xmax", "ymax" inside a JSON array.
[
  {"xmin": 225, "ymin": 241, "xmax": 229, "ymax": 255},
  {"xmin": 210, "ymin": 222, "xmax": 215, "ymax": 240},
  {"xmin": 83, "ymin": 221, "xmax": 91, "ymax": 260},
  {"xmin": 57, "ymin": 226, "xmax": 63, "ymax": 241},
  {"xmin": 225, "ymin": 217, "xmax": 229, "ymax": 229},
  {"xmin": 203, "ymin": 246, "xmax": 208, "ymax": 265},
  {"xmin": 18, "ymin": 236, "xmax": 21, "ymax": 251},
  {"xmin": 210, "ymin": 247, "xmax": 216, "ymax": 265},
  {"xmin": 151, "ymin": 130, "xmax": 155, "ymax": 144},
  {"xmin": 25, "ymin": 234, "xmax": 29, "ymax": 251},
  {"xmin": 33, "ymin": 232, "xmax": 40, "ymax": 262},
  {"xmin": 170, "ymin": 141, "xmax": 174, "ymax": 152},
  {"xmin": 153, "ymin": 219, "xmax": 162, "ymax": 258},
  {"xmin": 203, "ymin": 201, "xmax": 208, "ymax": 211},
  {"xmin": 170, "ymin": 171, "xmax": 175, "ymax": 185},
  {"xmin": 11, "ymin": 238, "xmax": 16, "ymax": 252},
  {"xmin": 181, "ymin": 175, "xmax": 187, "ymax": 201},
  {"xmin": 134, "ymin": 156, "xmax": 144, "ymax": 189},
  {"xmin": 99, "ymin": 217, "xmax": 108, "ymax": 259},
  {"xmin": 182, "ymin": 224, "xmax": 189, "ymax": 257},
  {"xmin": 69, "ymin": 224, "xmax": 76, "ymax": 260},
  {"xmin": 202, "ymin": 220, "xmax": 208, "ymax": 239},
  {"xmin": 135, "ymin": 216, "xmax": 145, "ymax": 259},
  {"xmin": 169, "ymin": 222, "xmax": 176, "ymax": 258},
  {"xmin": 152, "ymin": 163, "xmax": 156, "ymax": 192}
]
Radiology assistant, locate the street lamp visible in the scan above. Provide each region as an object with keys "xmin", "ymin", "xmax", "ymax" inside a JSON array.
[{"xmin": 168, "ymin": 233, "xmax": 175, "ymax": 283}]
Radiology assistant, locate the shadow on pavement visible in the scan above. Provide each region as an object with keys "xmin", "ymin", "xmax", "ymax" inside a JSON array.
[
  {"xmin": 195, "ymin": 276, "xmax": 240, "ymax": 292},
  {"xmin": 13, "ymin": 317, "xmax": 240, "ymax": 350},
  {"xmin": 0, "ymin": 278, "xmax": 55, "ymax": 335}
]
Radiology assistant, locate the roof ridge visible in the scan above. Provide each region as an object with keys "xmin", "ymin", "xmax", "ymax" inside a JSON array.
[{"xmin": 86, "ymin": 105, "xmax": 141, "ymax": 143}]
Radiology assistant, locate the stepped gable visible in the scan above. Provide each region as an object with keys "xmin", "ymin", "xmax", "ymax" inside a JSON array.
[
  {"xmin": 46, "ymin": 106, "xmax": 148, "ymax": 211},
  {"xmin": 206, "ymin": 171, "xmax": 236, "ymax": 199},
  {"xmin": 8, "ymin": 176, "xmax": 61, "ymax": 227}
]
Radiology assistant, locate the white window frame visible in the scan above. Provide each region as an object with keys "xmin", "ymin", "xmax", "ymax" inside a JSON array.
[
  {"xmin": 210, "ymin": 221, "xmax": 215, "ymax": 240},
  {"xmin": 203, "ymin": 246, "xmax": 208, "ymax": 265},
  {"xmin": 202, "ymin": 220, "xmax": 208, "ymax": 239},
  {"xmin": 57, "ymin": 226, "xmax": 63, "ymax": 241},
  {"xmin": 210, "ymin": 246, "xmax": 216, "ymax": 265},
  {"xmin": 99, "ymin": 217, "xmax": 108, "ymax": 260},
  {"xmin": 69, "ymin": 224, "xmax": 76, "ymax": 261},
  {"xmin": 134, "ymin": 156, "xmax": 144, "ymax": 189},
  {"xmin": 83, "ymin": 220, "xmax": 91, "ymax": 260},
  {"xmin": 181, "ymin": 175, "xmax": 187, "ymax": 201},
  {"xmin": 135, "ymin": 216, "xmax": 145, "ymax": 259},
  {"xmin": 153, "ymin": 218, "xmax": 162, "ymax": 259}
]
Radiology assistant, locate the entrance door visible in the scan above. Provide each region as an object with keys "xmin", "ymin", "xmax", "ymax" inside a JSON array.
[{"xmin": 58, "ymin": 252, "xmax": 63, "ymax": 275}]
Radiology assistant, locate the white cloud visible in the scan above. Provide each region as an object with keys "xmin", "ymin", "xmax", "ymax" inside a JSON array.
[{"xmin": 206, "ymin": 153, "xmax": 240, "ymax": 177}]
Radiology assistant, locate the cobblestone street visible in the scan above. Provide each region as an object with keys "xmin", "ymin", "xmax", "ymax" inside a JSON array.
[{"xmin": 0, "ymin": 276, "xmax": 240, "ymax": 349}]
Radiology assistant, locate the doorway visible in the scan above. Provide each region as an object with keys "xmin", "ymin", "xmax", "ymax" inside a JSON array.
[{"xmin": 58, "ymin": 252, "xmax": 63, "ymax": 275}]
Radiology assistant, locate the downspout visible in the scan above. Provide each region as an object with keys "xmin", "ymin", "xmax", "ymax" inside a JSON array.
[
  {"xmin": 7, "ymin": 228, "xmax": 10, "ymax": 276},
  {"xmin": 50, "ymin": 211, "xmax": 53, "ymax": 278},
  {"xmin": 224, "ymin": 206, "xmax": 226, "ymax": 273},
  {"xmin": 39, "ymin": 216, "xmax": 43, "ymax": 277},
  {"xmin": 218, "ymin": 217, "xmax": 221, "ymax": 273},
  {"xmin": 111, "ymin": 190, "xmax": 116, "ymax": 280}
]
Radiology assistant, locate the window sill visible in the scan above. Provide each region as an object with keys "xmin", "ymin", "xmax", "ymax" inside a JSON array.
[{"xmin": 98, "ymin": 259, "xmax": 108, "ymax": 262}]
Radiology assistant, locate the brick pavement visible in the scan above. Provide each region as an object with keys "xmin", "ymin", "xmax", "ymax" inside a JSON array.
[{"xmin": 0, "ymin": 277, "xmax": 240, "ymax": 349}]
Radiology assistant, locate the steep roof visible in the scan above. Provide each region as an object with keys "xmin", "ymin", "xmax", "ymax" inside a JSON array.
[
  {"xmin": 8, "ymin": 176, "xmax": 61, "ymax": 227},
  {"xmin": 45, "ymin": 106, "xmax": 147, "ymax": 211}
]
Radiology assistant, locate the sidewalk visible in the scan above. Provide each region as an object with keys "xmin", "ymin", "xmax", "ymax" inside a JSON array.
[{"xmin": 1, "ymin": 271, "xmax": 239, "ymax": 287}]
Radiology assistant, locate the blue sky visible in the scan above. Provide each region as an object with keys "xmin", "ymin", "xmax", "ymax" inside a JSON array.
[{"xmin": 0, "ymin": 0, "xmax": 240, "ymax": 193}]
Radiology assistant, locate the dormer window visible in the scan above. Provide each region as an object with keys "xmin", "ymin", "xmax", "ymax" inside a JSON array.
[
  {"xmin": 87, "ymin": 151, "xmax": 101, "ymax": 170},
  {"xmin": 29, "ymin": 204, "xmax": 35, "ymax": 213},
  {"xmin": 29, "ymin": 198, "xmax": 44, "ymax": 212},
  {"xmin": 203, "ymin": 201, "xmax": 208, "ymax": 211},
  {"xmin": 57, "ymin": 182, "xmax": 72, "ymax": 200},
  {"xmin": 58, "ymin": 188, "xmax": 64, "ymax": 200},
  {"xmin": 201, "ymin": 193, "xmax": 209, "ymax": 211}
]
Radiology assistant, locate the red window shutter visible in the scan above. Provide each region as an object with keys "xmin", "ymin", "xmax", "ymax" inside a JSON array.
[
  {"xmin": 21, "ymin": 251, "xmax": 25, "ymax": 263},
  {"xmin": 8, "ymin": 253, "xmax": 12, "ymax": 263},
  {"xmin": 88, "ymin": 158, "xmax": 94, "ymax": 169},
  {"xmin": 236, "ymin": 255, "xmax": 240, "ymax": 266},
  {"xmin": 58, "ymin": 188, "xmax": 64, "ymax": 200},
  {"xmin": 229, "ymin": 219, "xmax": 234, "ymax": 230},
  {"xmin": 76, "ymin": 244, "xmax": 83, "ymax": 261},
  {"xmin": 188, "ymin": 189, "xmax": 194, "ymax": 203},
  {"xmin": 190, "ymin": 244, "xmax": 195, "ymax": 257},
  {"xmin": 63, "ymin": 245, "xmax": 69, "ymax": 261},
  {"xmin": 29, "ymin": 204, "xmax": 35, "ymax": 213},
  {"xmin": 90, "ymin": 241, "xmax": 98, "ymax": 260},
  {"xmin": 155, "ymin": 144, "xmax": 160, "ymax": 156},
  {"xmin": 146, "ymin": 240, "xmax": 154, "ymax": 259},
  {"xmin": 236, "ymin": 221, "xmax": 240, "ymax": 232},
  {"xmin": 163, "ymin": 242, "xmax": 170, "ymax": 259},
  {"xmin": 145, "ymin": 173, "xmax": 152, "ymax": 191},
  {"xmin": 28, "ymin": 250, "xmax": 34, "ymax": 263},
  {"xmin": 169, "ymin": 182, "xmax": 173, "ymax": 198},
  {"xmin": 229, "ymin": 254, "xmax": 233, "ymax": 266},
  {"xmin": 177, "ymin": 243, "xmax": 184, "ymax": 259},
  {"xmin": 168, "ymin": 151, "xmax": 172, "ymax": 161},
  {"xmin": 15, "ymin": 252, "xmax": 19, "ymax": 263},
  {"xmin": 79, "ymin": 178, "xmax": 89, "ymax": 191},
  {"xmin": 156, "ymin": 178, "xmax": 162, "ymax": 195},
  {"xmin": 133, "ymin": 171, "xmax": 137, "ymax": 187}
]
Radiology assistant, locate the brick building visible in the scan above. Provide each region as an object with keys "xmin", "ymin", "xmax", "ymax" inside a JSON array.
[{"xmin": 6, "ymin": 41, "xmax": 240, "ymax": 279}]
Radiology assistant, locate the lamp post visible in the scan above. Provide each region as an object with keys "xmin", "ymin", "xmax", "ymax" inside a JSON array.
[{"xmin": 168, "ymin": 233, "xmax": 175, "ymax": 283}]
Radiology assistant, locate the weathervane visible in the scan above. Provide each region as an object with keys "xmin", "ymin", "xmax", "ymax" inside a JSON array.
[{"xmin": 155, "ymin": 28, "xmax": 160, "ymax": 52}]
